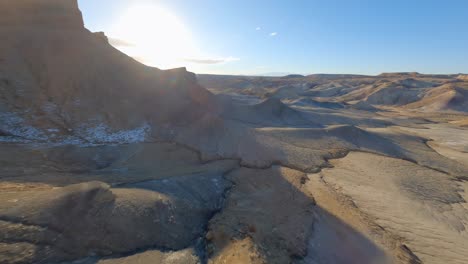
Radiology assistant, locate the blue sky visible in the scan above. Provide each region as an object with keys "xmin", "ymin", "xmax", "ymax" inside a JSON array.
[{"xmin": 78, "ymin": 0, "xmax": 468, "ymax": 75}]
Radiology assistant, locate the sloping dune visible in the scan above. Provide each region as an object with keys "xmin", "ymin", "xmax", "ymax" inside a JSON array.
[{"xmin": 404, "ymin": 84, "xmax": 468, "ymax": 112}]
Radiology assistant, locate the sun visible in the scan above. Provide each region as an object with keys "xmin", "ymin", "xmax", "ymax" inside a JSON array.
[{"xmin": 109, "ymin": 5, "xmax": 197, "ymax": 69}]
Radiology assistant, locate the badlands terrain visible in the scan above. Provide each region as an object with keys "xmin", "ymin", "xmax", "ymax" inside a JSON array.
[{"xmin": 1, "ymin": 1, "xmax": 468, "ymax": 264}]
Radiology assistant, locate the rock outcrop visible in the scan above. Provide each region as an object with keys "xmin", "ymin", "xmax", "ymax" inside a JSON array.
[
  {"xmin": 457, "ymin": 74, "xmax": 468, "ymax": 81},
  {"xmin": 0, "ymin": 0, "xmax": 84, "ymax": 29},
  {"xmin": 0, "ymin": 0, "xmax": 216, "ymax": 144},
  {"xmin": 404, "ymin": 84, "xmax": 468, "ymax": 112}
]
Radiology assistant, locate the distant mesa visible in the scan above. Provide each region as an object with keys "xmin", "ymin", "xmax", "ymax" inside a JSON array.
[
  {"xmin": 281, "ymin": 74, "xmax": 305, "ymax": 79},
  {"xmin": 378, "ymin": 72, "xmax": 421, "ymax": 78},
  {"xmin": 306, "ymin": 73, "xmax": 370, "ymax": 79},
  {"xmin": 258, "ymin": 72, "xmax": 292, "ymax": 77}
]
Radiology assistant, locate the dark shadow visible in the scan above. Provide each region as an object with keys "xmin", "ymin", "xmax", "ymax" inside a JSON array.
[
  {"xmin": 301, "ymin": 206, "xmax": 390, "ymax": 264},
  {"xmin": 200, "ymin": 166, "xmax": 410, "ymax": 264}
]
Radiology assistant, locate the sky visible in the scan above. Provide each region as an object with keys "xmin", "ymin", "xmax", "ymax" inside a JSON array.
[{"xmin": 77, "ymin": 0, "xmax": 468, "ymax": 76}]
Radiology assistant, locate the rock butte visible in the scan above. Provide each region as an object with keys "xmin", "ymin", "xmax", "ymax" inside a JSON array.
[{"xmin": 1, "ymin": 1, "xmax": 468, "ymax": 264}]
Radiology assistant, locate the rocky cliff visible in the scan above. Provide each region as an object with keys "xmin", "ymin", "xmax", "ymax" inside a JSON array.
[
  {"xmin": 0, "ymin": 0, "xmax": 216, "ymax": 144},
  {"xmin": 0, "ymin": 0, "xmax": 84, "ymax": 29}
]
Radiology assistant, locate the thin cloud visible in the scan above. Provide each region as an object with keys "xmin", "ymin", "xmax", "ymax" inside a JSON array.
[
  {"xmin": 183, "ymin": 56, "xmax": 240, "ymax": 64},
  {"xmin": 270, "ymin": 32, "xmax": 278, "ymax": 37},
  {"xmin": 256, "ymin": 27, "xmax": 261, "ymax": 30},
  {"xmin": 108, "ymin": 37, "xmax": 135, "ymax": 47}
]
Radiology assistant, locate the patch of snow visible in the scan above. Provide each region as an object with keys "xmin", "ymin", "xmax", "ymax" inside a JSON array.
[
  {"xmin": 79, "ymin": 122, "xmax": 151, "ymax": 144},
  {"xmin": 0, "ymin": 136, "xmax": 30, "ymax": 143},
  {"xmin": 41, "ymin": 102, "xmax": 58, "ymax": 114},
  {"xmin": 1, "ymin": 111, "xmax": 151, "ymax": 146},
  {"xmin": 0, "ymin": 112, "xmax": 47, "ymax": 141},
  {"xmin": 57, "ymin": 136, "xmax": 86, "ymax": 146}
]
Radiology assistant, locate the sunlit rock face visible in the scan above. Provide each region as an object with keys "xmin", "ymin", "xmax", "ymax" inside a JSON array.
[{"xmin": 0, "ymin": 0, "xmax": 84, "ymax": 29}]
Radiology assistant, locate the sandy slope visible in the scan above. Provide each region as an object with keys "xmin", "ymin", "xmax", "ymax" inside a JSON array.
[{"xmin": 312, "ymin": 152, "xmax": 468, "ymax": 264}]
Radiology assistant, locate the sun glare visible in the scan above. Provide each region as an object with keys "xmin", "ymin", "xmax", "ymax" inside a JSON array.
[{"xmin": 109, "ymin": 5, "xmax": 198, "ymax": 69}]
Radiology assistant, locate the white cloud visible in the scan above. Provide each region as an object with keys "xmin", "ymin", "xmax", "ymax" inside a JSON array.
[
  {"xmin": 183, "ymin": 56, "xmax": 240, "ymax": 64},
  {"xmin": 256, "ymin": 27, "xmax": 261, "ymax": 30},
  {"xmin": 270, "ymin": 32, "xmax": 278, "ymax": 37},
  {"xmin": 108, "ymin": 37, "xmax": 135, "ymax": 47}
]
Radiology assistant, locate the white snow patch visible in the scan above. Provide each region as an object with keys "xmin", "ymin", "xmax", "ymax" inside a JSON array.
[
  {"xmin": 0, "ymin": 112, "xmax": 47, "ymax": 141},
  {"xmin": 41, "ymin": 102, "xmax": 58, "ymax": 114},
  {"xmin": 1, "ymin": 111, "xmax": 151, "ymax": 146},
  {"xmin": 80, "ymin": 123, "xmax": 151, "ymax": 144}
]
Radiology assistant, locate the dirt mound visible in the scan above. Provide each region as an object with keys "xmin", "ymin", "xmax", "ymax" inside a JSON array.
[
  {"xmin": 404, "ymin": 84, "xmax": 468, "ymax": 112},
  {"xmin": 350, "ymin": 101, "xmax": 378, "ymax": 111},
  {"xmin": 253, "ymin": 97, "xmax": 294, "ymax": 116},
  {"xmin": 457, "ymin": 74, "xmax": 468, "ymax": 81},
  {"xmin": 303, "ymin": 82, "xmax": 353, "ymax": 97},
  {"xmin": 269, "ymin": 84, "xmax": 306, "ymax": 99},
  {"xmin": 219, "ymin": 97, "xmax": 317, "ymax": 127},
  {"xmin": 291, "ymin": 97, "xmax": 345, "ymax": 109},
  {"xmin": 365, "ymin": 83, "xmax": 424, "ymax": 105}
]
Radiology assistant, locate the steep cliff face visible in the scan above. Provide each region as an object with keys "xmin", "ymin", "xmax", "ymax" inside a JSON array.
[
  {"xmin": 0, "ymin": 0, "xmax": 216, "ymax": 144},
  {"xmin": 0, "ymin": 0, "xmax": 84, "ymax": 29}
]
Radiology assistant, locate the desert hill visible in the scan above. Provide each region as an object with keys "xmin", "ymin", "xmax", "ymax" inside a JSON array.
[
  {"xmin": 404, "ymin": 84, "xmax": 468, "ymax": 112},
  {"xmin": 0, "ymin": 0, "xmax": 216, "ymax": 145},
  {"xmin": 199, "ymin": 72, "xmax": 468, "ymax": 113}
]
